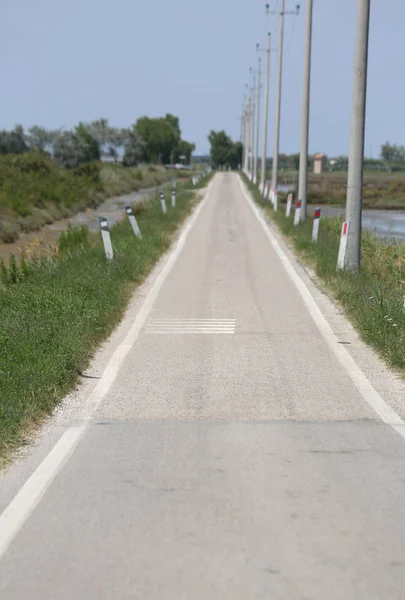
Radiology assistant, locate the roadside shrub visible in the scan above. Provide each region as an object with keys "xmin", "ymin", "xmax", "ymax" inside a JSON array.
[{"xmin": 0, "ymin": 219, "xmax": 20, "ymax": 243}]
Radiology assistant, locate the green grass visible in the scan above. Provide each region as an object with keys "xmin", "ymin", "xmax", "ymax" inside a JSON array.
[
  {"xmin": 0, "ymin": 175, "xmax": 210, "ymax": 465},
  {"xmin": 244, "ymin": 175, "xmax": 405, "ymax": 372}
]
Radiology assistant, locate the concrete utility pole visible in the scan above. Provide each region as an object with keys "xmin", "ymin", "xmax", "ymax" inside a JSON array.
[
  {"xmin": 240, "ymin": 111, "xmax": 246, "ymax": 169},
  {"xmin": 270, "ymin": 2, "xmax": 300, "ymax": 194},
  {"xmin": 243, "ymin": 103, "xmax": 248, "ymax": 172},
  {"xmin": 250, "ymin": 73, "xmax": 256, "ymax": 180},
  {"xmin": 254, "ymin": 54, "xmax": 261, "ymax": 184},
  {"xmin": 260, "ymin": 32, "xmax": 271, "ymax": 191},
  {"xmin": 345, "ymin": 0, "xmax": 370, "ymax": 271},
  {"xmin": 298, "ymin": 0, "xmax": 313, "ymax": 221},
  {"xmin": 245, "ymin": 98, "xmax": 252, "ymax": 173}
]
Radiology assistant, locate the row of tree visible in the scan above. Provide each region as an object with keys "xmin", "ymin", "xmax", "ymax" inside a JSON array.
[
  {"xmin": 0, "ymin": 115, "xmax": 195, "ymax": 169},
  {"xmin": 206, "ymin": 134, "xmax": 405, "ymax": 173}
]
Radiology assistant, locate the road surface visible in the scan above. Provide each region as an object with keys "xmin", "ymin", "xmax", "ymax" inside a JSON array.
[{"xmin": 1, "ymin": 173, "xmax": 405, "ymax": 599}]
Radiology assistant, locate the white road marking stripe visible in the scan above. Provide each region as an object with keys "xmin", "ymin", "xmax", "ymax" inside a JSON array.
[
  {"xmin": 0, "ymin": 176, "xmax": 218, "ymax": 562},
  {"xmin": 146, "ymin": 318, "xmax": 236, "ymax": 322},
  {"xmin": 146, "ymin": 324, "xmax": 236, "ymax": 328},
  {"xmin": 146, "ymin": 324, "xmax": 236, "ymax": 327},
  {"xmin": 146, "ymin": 327, "xmax": 235, "ymax": 331},
  {"xmin": 146, "ymin": 331, "xmax": 235, "ymax": 335},
  {"xmin": 145, "ymin": 318, "xmax": 236, "ymax": 335},
  {"xmin": 239, "ymin": 175, "xmax": 405, "ymax": 436}
]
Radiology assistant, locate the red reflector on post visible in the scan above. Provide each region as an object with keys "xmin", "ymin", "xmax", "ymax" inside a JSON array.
[
  {"xmin": 343, "ymin": 222, "xmax": 348, "ymax": 235},
  {"xmin": 314, "ymin": 208, "xmax": 321, "ymax": 219},
  {"xmin": 296, "ymin": 200, "xmax": 302, "ymax": 208}
]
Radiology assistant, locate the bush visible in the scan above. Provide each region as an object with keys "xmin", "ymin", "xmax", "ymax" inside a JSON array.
[{"xmin": 0, "ymin": 219, "xmax": 20, "ymax": 243}]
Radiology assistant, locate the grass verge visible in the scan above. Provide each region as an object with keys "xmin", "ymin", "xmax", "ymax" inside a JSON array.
[
  {"xmin": 0, "ymin": 176, "xmax": 210, "ymax": 465},
  {"xmin": 243, "ymin": 175, "xmax": 405, "ymax": 372}
]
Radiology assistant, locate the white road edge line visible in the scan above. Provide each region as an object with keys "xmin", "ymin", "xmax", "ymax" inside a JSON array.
[
  {"xmin": 238, "ymin": 175, "xmax": 405, "ymax": 438},
  {"xmin": 0, "ymin": 175, "xmax": 217, "ymax": 562}
]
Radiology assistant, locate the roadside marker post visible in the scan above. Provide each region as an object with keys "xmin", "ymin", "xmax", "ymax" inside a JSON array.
[
  {"xmin": 294, "ymin": 200, "xmax": 302, "ymax": 226},
  {"xmin": 99, "ymin": 217, "xmax": 113, "ymax": 260},
  {"xmin": 125, "ymin": 206, "xmax": 142, "ymax": 238},
  {"xmin": 171, "ymin": 190, "xmax": 176, "ymax": 208},
  {"xmin": 337, "ymin": 221, "xmax": 350, "ymax": 270},
  {"xmin": 286, "ymin": 193, "xmax": 293, "ymax": 217},
  {"xmin": 159, "ymin": 192, "xmax": 167, "ymax": 214},
  {"xmin": 172, "ymin": 177, "xmax": 177, "ymax": 189},
  {"xmin": 312, "ymin": 208, "xmax": 321, "ymax": 243},
  {"xmin": 264, "ymin": 183, "xmax": 269, "ymax": 198},
  {"xmin": 273, "ymin": 189, "xmax": 278, "ymax": 212}
]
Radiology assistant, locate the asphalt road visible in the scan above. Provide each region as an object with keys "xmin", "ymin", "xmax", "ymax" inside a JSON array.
[{"xmin": 1, "ymin": 173, "xmax": 405, "ymax": 599}]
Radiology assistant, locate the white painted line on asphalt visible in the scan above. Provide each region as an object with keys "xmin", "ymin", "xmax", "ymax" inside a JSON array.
[
  {"xmin": 0, "ymin": 425, "xmax": 86, "ymax": 562},
  {"xmin": 146, "ymin": 331, "xmax": 235, "ymax": 335},
  {"xmin": 238, "ymin": 175, "xmax": 405, "ymax": 436},
  {"xmin": 145, "ymin": 318, "xmax": 236, "ymax": 335},
  {"xmin": 0, "ymin": 176, "xmax": 218, "ymax": 563}
]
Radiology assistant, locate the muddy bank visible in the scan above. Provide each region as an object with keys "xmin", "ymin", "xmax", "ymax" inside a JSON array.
[{"xmin": 0, "ymin": 183, "xmax": 169, "ymax": 261}]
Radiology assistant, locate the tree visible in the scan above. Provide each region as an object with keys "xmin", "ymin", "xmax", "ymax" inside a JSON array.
[
  {"xmin": 122, "ymin": 130, "xmax": 144, "ymax": 166},
  {"xmin": 135, "ymin": 116, "xmax": 177, "ymax": 163},
  {"xmin": 173, "ymin": 140, "xmax": 196, "ymax": 165},
  {"xmin": 381, "ymin": 142, "xmax": 405, "ymax": 164},
  {"xmin": 0, "ymin": 125, "xmax": 27, "ymax": 155},
  {"xmin": 53, "ymin": 125, "xmax": 100, "ymax": 168},
  {"xmin": 208, "ymin": 130, "xmax": 241, "ymax": 169},
  {"xmin": 84, "ymin": 119, "xmax": 126, "ymax": 162},
  {"xmin": 25, "ymin": 126, "xmax": 57, "ymax": 154},
  {"xmin": 227, "ymin": 141, "xmax": 243, "ymax": 170}
]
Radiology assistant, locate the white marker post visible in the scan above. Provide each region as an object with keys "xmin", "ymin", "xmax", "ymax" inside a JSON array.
[
  {"xmin": 286, "ymin": 193, "xmax": 293, "ymax": 217},
  {"xmin": 294, "ymin": 200, "xmax": 302, "ymax": 226},
  {"xmin": 171, "ymin": 190, "xmax": 176, "ymax": 208},
  {"xmin": 125, "ymin": 206, "xmax": 142, "ymax": 238},
  {"xmin": 99, "ymin": 217, "xmax": 113, "ymax": 260},
  {"xmin": 312, "ymin": 208, "xmax": 321, "ymax": 243},
  {"xmin": 273, "ymin": 189, "xmax": 278, "ymax": 212},
  {"xmin": 264, "ymin": 183, "xmax": 269, "ymax": 198},
  {"xmin": 172, "ymin": 177, "xmax": 177, "ymax": 189},
  {"xmin": 337, "ymin": 221, "xmax": 350, "ymax": 270},
  {"xmin": 159, "ymin": 192, "xmax": 167, "ymax": 214}
]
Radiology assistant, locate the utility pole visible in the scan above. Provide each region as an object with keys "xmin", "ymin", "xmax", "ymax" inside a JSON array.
[
  {"xmin": 240, "ymin": 111, "xmax": 245, "ymax": 169},
  {"xmin": 270, "ymin": 2, "xmax": 300, "ymax": 194},
  {"xmin": 245, "ymin": 98, "xmax": 252, "ymax": 173},
  {"xmin": 345, "ymin": 0, "xmax": 370, "ymax": 271},
  {"xmin": 298, "ymin": 0, "xmax": 313, "ymax": 221},
  {"xmin": 250, "ymin": 73, "xmax": 256, "ymax": 180},
  {"xmin": 254, "ymin": 53, "xmax": 261, "ymax": 184},
  {"xmin": 260, "ymin": 32, "xmax": 271, "ymax": 192}
]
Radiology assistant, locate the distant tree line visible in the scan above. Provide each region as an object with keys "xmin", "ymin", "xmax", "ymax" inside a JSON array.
[{"xmin": 0, "ymin": 115, "xmax": 195, "ymax": 169}]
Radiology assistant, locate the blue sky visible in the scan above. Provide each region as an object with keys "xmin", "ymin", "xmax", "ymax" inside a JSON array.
[{"xmin": 0, "ymin": 0, "xmax": 403, "ymax": 157}]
